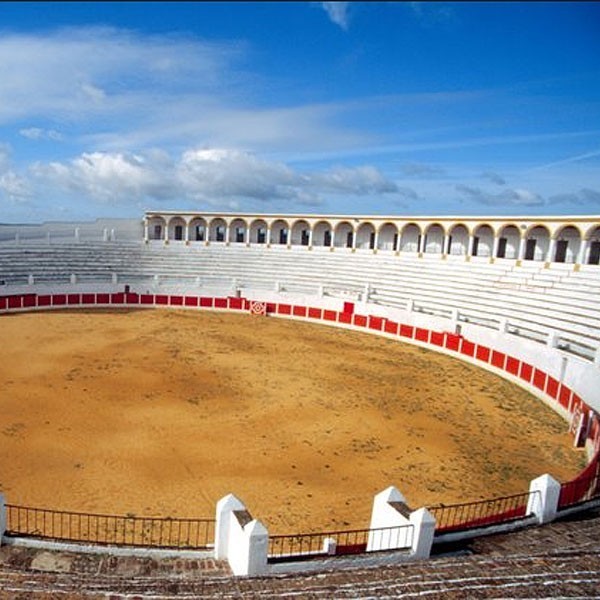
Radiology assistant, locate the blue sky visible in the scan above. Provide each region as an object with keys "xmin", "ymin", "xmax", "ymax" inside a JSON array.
[{"xmin": 0, "ymin": 1, "xmax": 599, "ymax": 223}]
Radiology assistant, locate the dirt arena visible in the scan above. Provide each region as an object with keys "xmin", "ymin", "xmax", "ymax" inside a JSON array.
[{"xmin": 0, "ymin": 309, "xmax": 587, "ymax": 534}]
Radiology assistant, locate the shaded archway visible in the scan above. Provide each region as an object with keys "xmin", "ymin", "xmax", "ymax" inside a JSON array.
[
  {"xmin": 447, "ymin": 224, "xmax": 469, "ymax": 256},
  {"xmin": 377, "ymin": 222, "xmax": 399, "ymax": 251},
  {"xmin": 249, "ymin": 219, "xmax": 268, "ymax": 244},
  {"xmin": 424, "ymin": 223, "xmax": 445, "ymax": 254},
  {"xmin": 399, "ymin": 223, "xmax": 421, "ymax": 253},
  {"xmin": 355, "ymin": 222, "xmax": 376, "ymax": 250},
  {"xmin": 472, "ymin": 224, "xmax": 494, "ymax": 257},
  {"xmin": 334, "ymin": 221, "xmax": 354, "ymax": 248}
]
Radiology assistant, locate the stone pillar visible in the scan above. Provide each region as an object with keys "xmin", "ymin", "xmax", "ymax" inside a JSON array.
[
  {"xmin": 547, "ymin": 330, "xmax": 558, "ymax": 348},
  {"xmin": 518, "ymin": 236, "xmax": 526, "ymax": 260},
  {"xmin": 74, "ymin": 227, "xmax": 80, "ymax": 242},
  {"xmin": 547, "ymin": 238, "xmax": 556, "ymax": 263},
  {"xmin": 184, "ymin": 222, "xmax": 190, "ymax": 243},
  {"xmin": 225, "ymin": 224, "xmax": 230, "ymax": 245},
  {"xmin": 492, "ymin": 235, "xmax": 499, "ymax": 259},
  {"xmin": 527, "ymin": 474, "xmax": 561, "ymax": 524},
  {"xmin": 409, "ymin": 508, "xmax": 436, "ymax": 559},
  {"xmin": 308, "ymin": 227, "xmax": 314, "ymax": 248},
  {"xmin": 498, "ymin": 317, "xmax": 508, "ymax": 333},
  {"xmin": 267, "ymin": 226, "xmax": 272, "ymax": 246},
  {"xmin": 103, "ymin": 228, "xmax": 109, "ymax": 242},
  {"xmin": 70, "ymin": 274, "xmax": 77, "ymax": 285},
  {"xmin": 351, "ymin": 230, "xmax": 356, "ymax": 250},
  {"xmin": 28, "ymin": 274, "xmax": 34, "ymax": 285},
  {"xmin": 418, "ymin": 234, "xmax": 426, "ymax": 254},
  {"xmin": 373, "ymin": 231, "xmax": 379, "ymax": 251},
  {"xmin": 467, "ymin": 235, "xmax": 475, "ymax": 258},
  {"xmin": 577, "ymin": 239, "xmax": 588, "ymax": 265},
  {"xmin": 143, "ymin": 220, "xmax": 149, "ymax": 242},
  {"xmin": 215, "ymin": 493, "xmax": 246, "ymax": 560},
  {"xmin": 0, "ymin": 493, "xmax": 5, "ymax": 546},
  {"xmin": 406, "ymin": 298, "xmax": 414, "ymax": 312},
  {"xmin": 164, "ymin": 223, "xmax": 169, "ymax": 243}
]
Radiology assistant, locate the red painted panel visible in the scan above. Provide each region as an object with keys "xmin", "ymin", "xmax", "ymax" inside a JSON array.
[
  {"xmin": 491, "ymin": 350, "xmax": 505, "ymax": 369},
  {"xmin": 141, "ymin": 294, "xmax": 154, "ymax": 305},
  {"xmin": 8, "ymin": 295, "xmax": 22, "ymax": 309},
  {"xmin": 353, "ymin": 314, "xmax": 367, "ymax": 327},
  {"xmin": 293, "ymin": 305, "xmax": 307, "ymax": 317},
  {"xmin": 97, "ymin": 293, "xmax": 110, "ymax": 304},
  {"xmin": 22, "ymin": 294, "xmax": 37, "ymax": 308},
  {"xmin": 343, "ymin": 301, "xmax": 354, "ymax": 314},
  {"xmin": 0, "ymin": 297, "xmax": 6, "ymax": 310},
  {"xmin": 185, "ymin": 296, "xmax": 198, "ymax": 307},
  {"xmin": 214, "ymin": 298, "xmax": 227, "ymax": 309},
  {"xmin": 111, "ymin": 293, "xmax": 124, "ymax": 304},
  {"xmin": 571, "ymin": 394, "xmax": 582, "ymax": 414},
  {"xmin": 324, "ymin": 310, "xmax": 337, "ymax": 322},
  {"xmin": 519, "ymin": 362, "xmax": 533, "ymax": 382},
  {"xmin": 415, "ymin": 327, "xmax": 429, "ymax": 342},
  {"xmin": 125, "ymin": 293, "xmax": 139, "ymax": 305},
  {"xmin": 38, "ymin": 295, "xmax": 51, "ymax": 307},
  {"xmin": 169, "ymin": 295, "xmax": 183, "ymax": 306},
  {"xmin": 308, "ymin": 307, "xmax": 321, "ymax": 319},
  {"xmin": 228, "ymin": 297, "xmax": 243, "ymax": 310},
  {"xmin": 505, "ymin": 356, "xmax": 520, "ymax": 376},
  {"xmin": 156, "ymin": 295, "xmax": 169, "ymax": 305},
  {"xmin": 546, "ymin": 376, "xmax": 559, "ymax": 399},
  {"xmin": 338, "ymin": 312, "xmax": 352, "ymax": 324},
  {"xmin": 445, "ymin": 334, "xmax": 461, "ymax": 351},
  {"xmin": 52, "ymin": 294, "xmax": 66, "ymax": 306},
  {"xmin": 475, "ymin": 345, "xmax": 490, "ymax": 363},
  {"xmin": 278, "ymin": 303, "xmax": 291, "ymax": 315},
  {"xmin": 558, "ymin": 385, "xmax": 572, "ymax": 409},
  {"xmin": 533, "ymin": 368, "xmax": 547, "ymax": 391},
  {"xmin": 82, "ymin": 294, "xmax": 96, "ymax": 305},
  {"xmin": 399, "ymin": 324, "xmax": 414, "ymax": 338},
  {"xmin": 67, "ymin": 294, "xmax": 81, "ymax": 305},
  {"xmin": 369, "ymin": 316, "xmax": 383, "ymax": 331},
  {"xmin": 200, "ymin": 297, "xmax": 213, "ymax": 308},
  {"xmin": 430, "ymin": 331, "xmax": 444, "ymax": 346},
  {"xmin": 460, "ymin": 340, "xmax": 475, "ymax": 356},
  {"xmin": 266, "ymin": 302, "xmax": 276, "ymax": 314},
  {"xmin": 384, "ymin": 320, "xmax": 398, "ymax": 335}
]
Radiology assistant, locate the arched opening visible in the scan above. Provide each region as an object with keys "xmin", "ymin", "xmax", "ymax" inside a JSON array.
[
  {"xmin": 399, "ymin": 223, "xmax": 421, "ymax": 253},
  {"xmin": 424, "ymin": 224, "xmax": 445, "ymax": 254},
  {"xmin": 447, "ymin": 224, "xmax": 469, "ymax": 256},
  {"xmin": 524, "ymin": 225, "xmax": 550, "ymax": 261},
  {"xmin": 334, "ymin": 221, "xmax": 354, "ymax": 248},
  {"xmin": 553, "ymin": 225, "xmax": 581, "ymax": 264},
  {"xmin": 249, "ymin": 219, "xmax": 268, "ymax": 244},
  {"xmin": 472, "ymin": 224, "xmax": 494, "ymax": 257},
  {"xmin": 147, "ymin": 216, "xmax": 167, "ymax": 241},
  {"xmin": 313, "ymin": 220, "xmax": 333, "ymax": 247},
  {"xmin": 355, "ymin": 222, "xmax": 376, "ymax": 250},
  {"xmin": 291, "ymin": 220, "xmax": 311, "ymax": 246},
  {"xmin": 377, "ymin": 223, "xmax": 399, "ymax": 251},
  {"xmin": 167, "ymin": 216, "xmax": 187, "ymax": 242},
  {"xmin": 271, "ymin": 219, "xmax": 289, "ymax": 245},
  {"xmin": 188, "ymin": 217, "xmax": 207, "ymax": 242},
  {"xmin": 208, "ymin": 217, "xmax": 227, "ymax": 243},
  {"xmin": 229, "ymin": 218, "xmax": 248, "ymax": 244},
  {"xmin": 586, "ymin": 226, "xmax": 600, "ymax": 265},
  {"xmin": 496, "ymin": 225, "xmax": 520, "ymax": 259}
]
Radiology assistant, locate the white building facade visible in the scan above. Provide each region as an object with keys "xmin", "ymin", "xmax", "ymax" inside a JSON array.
[{"xmin": 144, "ymin": 212, "xmax": 600, "ymax": 266}]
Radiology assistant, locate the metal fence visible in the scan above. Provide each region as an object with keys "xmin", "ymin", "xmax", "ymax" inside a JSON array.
[
  {"xmin": 5, "ymin": 504, "xmax": 215, "ymax": 550},
  {"xmin": 268, "ymin": 524, "xmax": 413, "ymax": 563},
  {"xmin": 559, "ymin": 456, "xmax": 600, "ymax": 509},
  {"xmin": 429, "ymin": 491, "xmax": 537, "ymax": 534}
]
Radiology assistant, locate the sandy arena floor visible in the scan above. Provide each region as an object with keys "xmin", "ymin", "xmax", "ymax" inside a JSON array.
[{"xmin": 0, "ymin": 309, "xmax": 587, "ymax": 534}]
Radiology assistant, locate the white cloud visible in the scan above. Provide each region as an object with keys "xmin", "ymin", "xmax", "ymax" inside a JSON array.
[
  {"xmin": 321, "ymin": 2, "xmax": 350, "ymax": 30},
  {"xmin": 399, "ymin": 162, "xmax": 446, "ymax": 177},
  {"xmin": 547, "ymin": 188, "xmax": 600, "ymax": 206},
  {"xmin": 28, "ymin": 147, "xmax": 400, "ymax": 209},
  {"xmin": 0, "ymin": 171, "xmax": 32, "ymax": 203},
  {"xmin": 455, "ymin": 184, "xmax": 544, "ymax": 207},
  {"xmin": 481, "ymin": 171, "xmax": 506, "ymax": 185},
  {"xmin": 19, "ymin": 127, "xmax": 64, "ymax": 141}
]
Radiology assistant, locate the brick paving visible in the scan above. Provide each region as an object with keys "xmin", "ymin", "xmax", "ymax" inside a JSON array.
[{"xmin": 1, "ymin": 509, "xmax": 599, "ymax": 598}]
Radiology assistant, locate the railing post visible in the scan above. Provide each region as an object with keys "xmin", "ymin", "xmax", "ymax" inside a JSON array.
[
  {"xmin": 0, "ymin": 493, "xmax": 6, "ymax": 545},
  {"xmin": 215, "ymin": 493, "xmax": 245, "ymax": 560},
  {"xmin": 527, "ymin": 474, "xmax": 561, "ymax": 524},
  {"xmin": 228, "ymin": 517, "xmax": 268, "ymax": 576},
  {"xmin": 409, "ymin": 508, "xmax": 436, "ymax": 559}
]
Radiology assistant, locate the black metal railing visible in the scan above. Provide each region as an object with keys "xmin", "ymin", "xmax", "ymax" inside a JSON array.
[
  {"xmin": 268, "ymin": 524, "xmax": 413, "ymax": 562},
  {"xmin": 5, "ymin": 504, "xmax": 215, "ymax": 549},
  {"xmin": 429, "ymin": 491, "xmax": 537, "ymax": 534}
]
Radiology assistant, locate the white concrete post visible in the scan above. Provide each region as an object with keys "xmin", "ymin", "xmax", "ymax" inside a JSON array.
[
  {"xmin": 368, "ymin": 486, "xmax": 410, "ymax": 552},
  {"xmin": 0, "ymin": 493, "xmax": 5, "ymax": 545},
  {"xmin": 363, "ymin": 283, "xmax": 371, "ymax": 302},
  {"xmin": 215, "ymin": 493, "xmax": 246, "ymax": 560},
  {"xmin": 28, "ymin": 274, "xmax": 34, "ymax": 285},
  {"xmin": 70, "ymin": 274, "xmax": 77, "ymax": 285},
  {"xmin": 143, "ymin": 220, "xmax": 149, "ymax": 242},
  {"xmin": 547, "ymin": 238, "xmax": 556, "ymax": 263},
  {"xmin": 527, "ymin": 474, "xmax": 561, "ymax": 525},
  {"xmin": 112, "ymin": 273, "xmax": 118, "ymax": 284},
  {"xmin": 74, "ymin": 227, "xmax": 80, "ymax": 242},
  {"xmin": 498, "ymin": 317, "xmax": 508, "ymax": 333},
  {"xmin": 518, "ymin": 236, "xmax": 526, "ymax": 260},
  {"xmin": 318, "ymin": 285, "xmax": 324, "ymax": 297},
  {"xmin": 467, "ymin": 235, "xmax": 475, "ymax": 257},
  {"xmin": 15, "ymin": 233, "xmax": 20, "ymax": 245},
  {"xmin": 492, "ymin": 235, "xmax": 499, "ymax": 259},
  {"xmin": 103, "ymin": 228, "xmax": 109, "ymax": 242},
  {"xmin": 227, "ymin": 516, "xmax": 269, "ymax": 576},
  {"xmin": 547, "ymin": 330, "xmax": 558, "ymax": 348},
  {"xmin": 595, "ymin": 348, "xmax": 600, "ymax": 367},
  {"xmin": 323, "ymin": 537, "xmax": 337, "ymax": 555},
  {"xmin": 406, "ymin": 298, "xmax": 414, "ymax": 312},
  {"xmin": 409, "ymin": 508, "xmax": 436, "ymax": 559},
  {"xmin": 110, "ymin": 228, "xmax": 116, "ymax": 241}
]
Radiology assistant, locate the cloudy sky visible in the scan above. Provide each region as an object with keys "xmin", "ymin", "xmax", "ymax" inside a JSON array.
[{"xmin": 0, "ymin": 1, "xmax": 599, "ymax": 223}]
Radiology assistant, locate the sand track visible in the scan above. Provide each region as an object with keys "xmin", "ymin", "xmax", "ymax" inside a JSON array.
[{"xmin": 0, "ymin": 309, "xmax": 586, "ymax": 533}]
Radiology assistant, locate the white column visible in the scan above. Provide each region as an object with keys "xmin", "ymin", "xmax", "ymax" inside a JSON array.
[
  {"xmin": 308, "ymin": 227, "xmax": 313, "ymax": 248},
  {"xmin": 164, "ymin": 221, "xmax": 169, "ymax": 242},
  {"xmin": 492, "ymin": 235, "xmax": 499, "ymax": 258},
  {"xmin": 351, "ymin": 230, "xmax": 356, "ymax": 250},
  {"xmin": 373, "ymin": 231, "xmax": 379, "ymax": 251},
  {"xmin": 331, "ymin": 228, "xmax": 336, "ymax": 248},
  {"xmin": 467, "ymin": 235, "xmax": 475, "ymax": 257},
  {"xmin": 547, "ymin": 237, "xmax": 556, "ymax": 262},
  {"xmin": 418, "ymin": 234, "xmax": 425, "ymax": 254},
  {"xmin": 527, "ymin": 474, "xmax": 561, "ymax": 525},
  {"xmin": 518, "ymin": 236, "xmax": 526, "ymax": 260},
  {"xmin": 443, "ymin": 235, "xmax": 450, "ymax": 255},
  {"xmin": 225, "ymin": 223, "xmax": 230, "ymax": 244},
  {"xmin": 577, "ymin": 239, "xmax": 588, "ymax": 265},
  {"xmin": 267, "ymin": 226, "xmax": 272, "ymax": 246},
  {"xmin": 184, "ymin": 221, "xmax": 190, "ymax": 243},
  {"xmin": 143, "ymin": 220, "xmax": 149, "ymax": 242}
]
